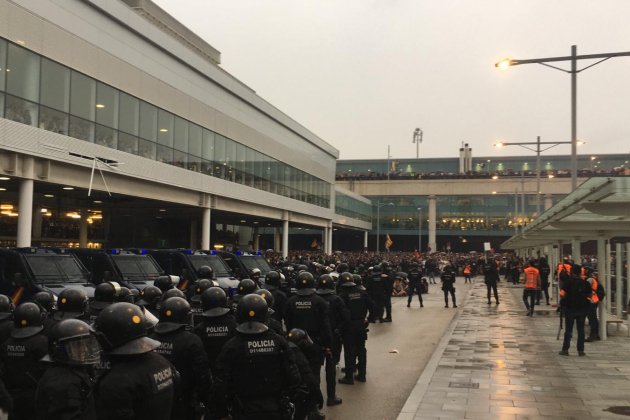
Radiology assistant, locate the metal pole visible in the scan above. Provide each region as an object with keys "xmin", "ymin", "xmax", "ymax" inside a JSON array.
[
  {"xmin": 418, "ymin": 208, "xmax": 422, "ymax": 253},
  {"xmin": 598, "ymin": 237, "xmax": 607, "ymax": 340},
  {"xmin": 571, "ymin": 45, "xmax": 578, "ymax": 191},
  {"xmin": 416, "ymin": 136, "xmax": 419, "ymax": 159},
  {"xmin": 536, "ymin": 136, "xmax": 542, "ymax": 215},
  {"xmin": 376, "ymin": 203, "xmax": 381, "ymax": 253},
  {"xmin": 615, "ymin": 242, "xmax": 622, "ymax": 318},
  {"xmin": 514, "ymin": 189, "xmax": 518, "ymax": 234},
  {"xmin": 387, "ymin": 146, "xmax": 390, "ymax": 181}
]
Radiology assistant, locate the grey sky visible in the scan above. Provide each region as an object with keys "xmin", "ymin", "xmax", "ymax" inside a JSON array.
[{"xmin": 153, "ymin": 0, "xmax": 630, "ymax": 160}]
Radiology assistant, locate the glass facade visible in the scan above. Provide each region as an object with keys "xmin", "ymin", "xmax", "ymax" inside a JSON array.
[
  {"xmin": 0, "ymin": 38, "xmax": 331, "ymax": 208},
  {"xmin": 334, "ymin": 190, "xmax": 372, "ymax": 223}
]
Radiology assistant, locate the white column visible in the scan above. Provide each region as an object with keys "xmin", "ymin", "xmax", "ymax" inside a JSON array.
[
  {"xmin": 17, "ymin": 179, "xmax": 34, "ymax": 247},
  {"xmin": 201, "ymin": 208, "xmax": 211, "ymax": 250},
  {"xmin": 571, "ymin": 239, "xmax": 581, "ymax": 263},
  {"xmin": 606, "ymin": 241, "xmax": 612, "ymax": 313},
  {"xmin": 597, "ymin": 237, "xmax": 607, "ymax": 340},
  {"xmin": 323, "ymin": 226, "xmax": 330, "ymax": 254},
  {"xmin": 79, "ymin": 208, "xmax": 88, "ymax": 248},
  {"xmin": 327, "ymin": 223, "xmax": 333, "ymax": 254},
  {"xmin": 616, "ymin": 242, "xmax": 623, "ymax": 318},
  {"xmin": 282, "ymin": 219, "xmax": 289, "ymax": 259},
  {"xmin": 363, "ymin": 231, "xmax": 368, "ymax": 249},
  {"xmin": 274, "ymin": 228, "xmax": 281, "ymax": 252},
  {"xmin": 428, "ymin": 195, "xmax": 437, "ymax": 253}
]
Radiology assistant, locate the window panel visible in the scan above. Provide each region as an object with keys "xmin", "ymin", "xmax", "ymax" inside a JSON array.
[
  {"xmin": 39, "ymin": 105, "xmax": 68, "ymax": 134},
  {"xmin": 95, "ymin": 124, "xmax": 117, "ymax": 149},
  {"xmin": 202, "ymin": 129, "xmax": 214, "ymax": 160},
  {"xmin": 119, "ymin": 93, "xmax": 139, "ymax": 135},
  {"xmin": 225, "ymin": 138, "xmax": 237, "ymax": 182},
  {"xmin": 235, "ymin": 142, "xmax": 246, "ymax": 184},
  {"xmin": 0, "ymin": 40, "xmax": 6, "ymax": 91},
  {"xmin": 118, "ymin": 132, "xmax": 138, "ymax": 155},
  {"xmin": 5, "ymin": 95, "xmax": 37, "ymax": 127},
  {"xmin": 187, "ymin": 154, "xmax": 202, "ymax": 172},
  {"xmin": 139, "ymin": 101, "xmax": 157, "ymax": 141},
  {"xmin": 95, "ymin": 82, "xmax": 118, "ymax": 128},
  {"xmin": 173, "ymin": 149, "xmax": 187, "ymax": 168},
  {"xmin": 70, "ymin": 71, "xmax": 95, "ymax": 120},
  {"xmin": 213, "ymin": 134, "xmax": 226, "ymax": 179},
  {"xmin": 68, "ymin": 115, "xmax": 94, "ymax": 142},
  {"xmin": 157, "ymin": 109, "xmax": 173, "ymax": 147},
  {"xmin": 0, "ymin": 93, "xmax": 4, "ymax": 118},
  {"xmin": 6, "ymin": 44, "xmax": 40, "ymax": 102},
  {"xmin": 174, "ymin": 116, "xmax": 188, "ymax": 152},
  {"xmin": 138, "ymin": 138, "xmax": 156, "ymax": 160},
  {"xmin": 40, "ymin": 58, "xmax": 69, "ymax": 112},
  {"xmin": 188, "ymin": 123, "xmax": 202, "ymax": 157},
  {"xmin": 157, "ymin": 145, "xmax": 173, "ymax": 164}
]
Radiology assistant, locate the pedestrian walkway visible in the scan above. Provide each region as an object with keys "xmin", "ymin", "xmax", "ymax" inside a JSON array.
[{"xmin": 398, "ymin": 279, "xmax": 630, "ymax": 419}]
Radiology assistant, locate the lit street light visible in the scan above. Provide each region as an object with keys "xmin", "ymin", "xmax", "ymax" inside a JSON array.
[
  {"xmin": 495, "ymin": 45, "xmax": 630, "ymax": 191},
  {"xmin": 376, "ymin": 201, "xmax": 395, "ymax": 253},
  {"xmin": 493, "ymin": 136, "xmax": 584, "ymax": 215}
]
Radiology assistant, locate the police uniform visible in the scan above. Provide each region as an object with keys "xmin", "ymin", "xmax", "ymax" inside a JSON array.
[
  {"xmin": 407, "ymin": 266, "xmax": 424, "ymax": 307},
  {"xmin": 441, "ymin": 268, "xmax": 457, "ymax": 308},
  {"xmin": 337, "ymin": 281, "xmax": 373, "ymax": 384},
  {"xmin": 483, "ymin": 261, "xmax": 500, "ymax": 305},
  {"xmin": 36, "ymin": 365, "xmax": 97, "ymax": 420},
  {"xmin": 365, "ymin": 269, "xmax": 386, "ymax": 322}
]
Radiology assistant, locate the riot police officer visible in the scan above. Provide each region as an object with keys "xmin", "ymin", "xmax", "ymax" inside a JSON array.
[
  {"xmin": 284, "ymin": 271, "xmax": 333, "ymax": 390},
  {"xmin": 250, "ymin": 268, "xmax": 263, "ymax": 287},
  {"xmin": 36, "ymin": 319, "xmax": 100, "ymax": 419},
  {"xmin": 0, "ymin": 302, "xmax": 48, "ymax": 420},
  {"xmin": 380, "ymin": 262, "xmax": 394, "ymax": 322},
  {"xmin": 441, "ymin": 265, "xmax": 457, "ymax": 308},
  {"xmin": 151, "ymin": 297, "xmax": 213, "ymax": 420},
  {"xmin": 89, "ymin": 282, "xmax": 119, "ymax": 322},
  {"xmin": 316, "ymin": 273, "xmax": 347, "ymax": 406},
  {"xmin": 365, "ymin": 264, "xmax": 386, "ymax": 322},
  {"xmin": 215, "ymin": 294, "xmax": 300, "ymax": 419},
  {"xmin": 190, "ymin": 278, "xmax": 217, "ymax": 325},
  {"xmin": 193, "ymin": 287, "xmax": 236, "ymax": 419},
  {"xmin": 483, "ymin": 258, "xmax": 500, "ymax": 305},
  {"xmin": 337, "ymin": 272, "xmax": 373, "ymax": 384},
  {"xmin": 287, "ymin": 329, "xmax": 325, "ymax": 420},
  {"xmin": 154, "ymin": 275, "xmax": 175, "ymax": 293},
  {"xmin": 51, "ymin": 288, "xmax": 90, "ymax": 329},
  {"xmin": 263, "ymin": 270, "xmax": 287, "ymax": 323},
  {"xmin": 136, "ymin": 285, "xmax": 162, "ymax": 317},
  {"xmin": 94, "ymin": 302, "xmax": 175, "ymax": 420},
  {"xmin": 407, "ymin": 263, "xmax": 424, "ymax": 308},
  {"xmin": 0, "ymin": 295, "xmax": 14, "ymax": 344},
  {"xmin": 255, "ymin": 289, "xmax": 284, "ymax": 336},
  {"xmin": 230, "ymin": 278, "xmax": 258, "ymax": 312}
]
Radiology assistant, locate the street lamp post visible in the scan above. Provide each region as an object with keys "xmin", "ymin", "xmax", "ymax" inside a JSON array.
[
  {"xmin": 496, "ymin": 46, "xmax": 630, "ymax": 191},
  {"xmin": 417, "ymin": 207, "xmax": 422, "ymax": 253},
  {"xmin": 413, "ymin": 128, "xmax": 423, "ymax": 160},
  {"xmin": 375, "ymin": 201, "xmax": 394, "ymax": 253},
  {"xmin": 494, "ymin": 136, "xmax": 579, "ymax": 215}
]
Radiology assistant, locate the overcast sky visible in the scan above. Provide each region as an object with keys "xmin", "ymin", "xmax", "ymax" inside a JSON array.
[{"xmin": 153, "ymin": 0, "xmax": 630, "ymax": 160}]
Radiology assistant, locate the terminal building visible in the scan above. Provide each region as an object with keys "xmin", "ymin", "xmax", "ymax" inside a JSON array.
[{"xmin": 0, "ymin": 0, "xmax": 371, "ymax": 254}]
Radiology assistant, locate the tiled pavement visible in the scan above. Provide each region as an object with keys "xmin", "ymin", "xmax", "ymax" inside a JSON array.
[{"xmin": 398, "ymin": 278, "xmax": 630, "ymax": 419}]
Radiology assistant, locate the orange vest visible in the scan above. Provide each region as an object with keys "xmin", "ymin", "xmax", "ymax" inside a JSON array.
[
  {"xmin": 524, "ymin": 266, "xmax": 540, "ymax": 289},
  {"xmin": 557, "ymin": 263, "xmax": 572, "ymax": 276},
  {"xmin": 463, "ymin": 266, "xmax": 471, "ymax": 274},
  {"xmin": 590, "ymin": 277, "xmax": 600, "ymax": 304}
]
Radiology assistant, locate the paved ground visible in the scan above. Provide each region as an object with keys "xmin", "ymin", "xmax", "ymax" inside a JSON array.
[
  {"xmin": 398, "ymin": 279, "xmax": 630, "ymax": 420},
  {"xmin": 322, "ymin": 280, "xmax": 475, "ymax": 420}
]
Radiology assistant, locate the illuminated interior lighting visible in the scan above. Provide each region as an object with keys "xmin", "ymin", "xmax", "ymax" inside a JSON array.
[
  {"xmin": 62, "ymin": 186, "xmax": 74, "ymax": 190},
  {"xmin": 44, "ymin": 194, "xmax": 54, "ymax": 198},
  {"xmin": 0, "ymin": 177, "xmax": 9, "ymax": 181},
  {"xmin": 0, "ymin": 204, "xmax": 13, "ymax": 210},
  {"xmin": 159, "ymin": 128, "xmax": 168, "ymax": 133},
  {"xmin": 0, "ymin": 188, "xmax": 6, "ymax": 191},
  {"xmin": 95, "ymin": 104, "xmax": 105, "ymax": 108}
]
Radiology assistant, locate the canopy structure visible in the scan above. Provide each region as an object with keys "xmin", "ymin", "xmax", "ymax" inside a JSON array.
[{"xmin": 502, "ymin": 177, "xmax": 630, "ymax": 250}]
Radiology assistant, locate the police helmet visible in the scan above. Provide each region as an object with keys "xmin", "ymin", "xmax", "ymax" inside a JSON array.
[
  {"xmin": 117, "ymin": 287, "xmax": 135, "ymax": 303},
  {"xmin": 339, "ymin": 271, "xmax": 356, "ymax": 287},
  {"xmin": 197, "ymin": 265, "xmax": 214, "ymax": 280},
  {"xmin": 12, "ymin": 302, "xmax": 44, "ymax": 339},
  {"xmin": 161, "ymin": 288, "xmax": 185, "ymax": 302},
  {"xmin": 0, "ymin": 294, "xmax": 13, "ymax": 321},
  {"xmin": 201, "ymin": 287, "xmax": 230, "ymax": 317},
  {"xmin": 352, "ymin": 274, "xmax": 363, "ymax": 286},
  {"xmin": 95, "ymin": 302, "xmax": 160, "ymax": 355},
  {"xmin": 44, "ymin": 319, "xmax": 100, "ymax": 365},
  {"xmin": 155, "ymin": 297, "xmax": 191, "ymax": 334},
  {"xmin": 191, "ymin": 279, "xmax": 216, "ymax": 303},
  {"xmin": 336, "ymin": 263, "xmax": 349, "ymax": 273},
  {"xmin": 154, "ymin": 276, "xmax": 174, "ymax": 292},
  {"xmin": 287, "ymin": 328, "xmax": 313, "ymax": 351},
  {"xmin": 54, "ymin": 288, "xmax": 88, "ymax": 320},
  {"xmin": 237, "ymin": 278, "xmax": 258, "ymax": 296},
  {"xmin": 235, "ymin": 294, "xmax": 269, "ymax": 334},
  {"xmin": 254, "ymin": 289, "xmax": 275, "ymax": 312},
  {"xmin": 91, "ymin": 282, "xmax": 119, "ymax": 310},
  {"xmin": 316, "ymin": 274, "xmax": 335, "ymax": 295},
  {"xmin": 265, "ymin": 271, "xmax": 281, "ymax": 288},
  {"xmin": 296, "ymin": 264, "xmax": 308, "ymax": 273},
  {"xmin": 250, "ymin": 268, "xmax": 261, "ymax": 278},
  {"xmin": 32, "ymin": 291, "xmax": 55, "ymax": 312},
  {"xmin": 296, "ymin": 271, "xmax": 315, "ymax": 296},
  {"xmin": 136, "ymin": 285, "xmax": 162, "ymax": 307}
]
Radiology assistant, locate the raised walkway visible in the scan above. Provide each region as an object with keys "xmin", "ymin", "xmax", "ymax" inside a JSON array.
[{"xmin": 398, "ymin": 279, "xmax": 630, "ymax": 419}]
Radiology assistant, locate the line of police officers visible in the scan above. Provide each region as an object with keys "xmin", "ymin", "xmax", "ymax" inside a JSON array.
[{"xmin": 0, "ymin": 260, "xmax": 406, "ymax": 420}]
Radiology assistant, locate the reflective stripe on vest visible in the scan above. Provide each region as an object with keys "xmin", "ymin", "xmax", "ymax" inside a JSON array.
[{"xmin": 591, "ymin": 277, "xmax": 600, "ymax": 304}]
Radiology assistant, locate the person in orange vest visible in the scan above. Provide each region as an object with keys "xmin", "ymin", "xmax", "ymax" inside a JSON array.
[
  {"xmin": 463, "ymin": 264, "xmax": 472, "ymax": 284},
  {"xmin": 556, "ymin": 257, "xmax": 573, "ymax": 287},
  {"xmin": 584, "ymin": 266, "xmax": 601, "ymax": 342},
  {"xmin": 522, "ymin": 260, "xmax": 541, "ymax": 316},
  {"xmin": 559, "ymin": 264, "xmax": 591, "ymax": 356}
]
